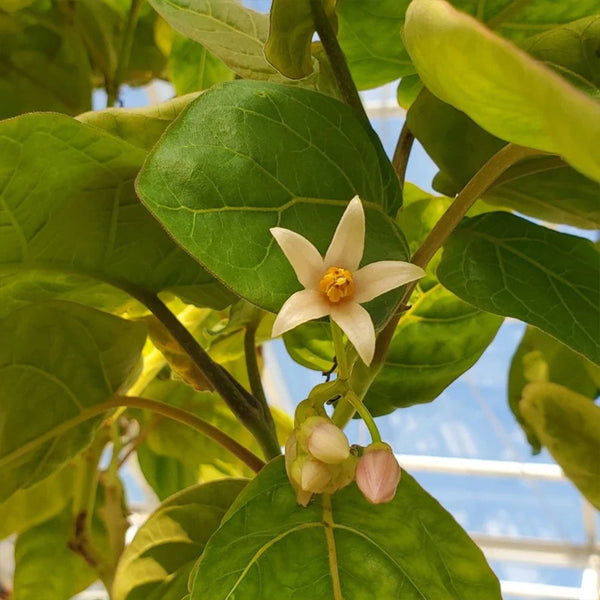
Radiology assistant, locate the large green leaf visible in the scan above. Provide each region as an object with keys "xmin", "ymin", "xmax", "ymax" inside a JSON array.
[
  {"xmin": 137, "ymin": 81, "xmax": 406, "ymax": 328},
  {"xmin": 0, "ymin": 462, "xmax": 76, "ymax": 540},
  {"xmin": 113, "ymin": 478, "xmax": 247, "ymax": 600},
  {"xmin": 366, "ymin": 284, "xmax": 503, "ymax": 416},
  {"xmin": 0, "ymin": 1, "xmax": 92, "ymax": 118},
  {"xmin": 0, "ymin": 111, "xmax": 232, "ymax": 316},
  {"xmin": 508, "ymin": 326, "xmax": 600, "ymax": 453},
  {"xmin": 169, "ymin": 32, "xmax": 234, "ymax": 95},
  {"xmin": 407, "ymin": 90, "xmax": 600, "ymax": 229},
  {"xmin": 520, "ymin": 382, "xmax": 600, "ymax": 509},
  {"xmin": 12, "ymin": 507, "xmax": 99, "ymax": 600},
  {"xmin": 190, "ymin": 457, "xmax": 501, "ymax": 598},
  {"xmin": 0, "ymin": 301, "xmax": 146, "ymax": 501},
  {"xmin": 437, "ymin": 213, "xmax": 600, "ymax": 364},
  {"xmin": 404, "ymin": 0, "xmax": 600, "ymax": 182},
  {"xmin": 337, "ymin": 0, "xmax": 600, "ymax": 90}
]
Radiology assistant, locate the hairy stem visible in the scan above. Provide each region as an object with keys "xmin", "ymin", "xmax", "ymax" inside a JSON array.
[
  {"xmin": 309, "ymin": 0, "xmax": 369, "ymax": 126},
  {"xmin": 106, "ymin": 0, "xmax": 143, "ymax": 107},
  {"xmin": 392, "ymin": 121, "xmax": 415, "ymax": 190},
  {"xmin": 128, "ymin": 291, "xmax": 280, "ymax": 459}
]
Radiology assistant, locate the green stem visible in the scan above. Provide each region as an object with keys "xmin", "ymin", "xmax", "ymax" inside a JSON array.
[
  {"xmin": 392, "ymin": 121, "xmax": 414, "ymax": 190},
  {"xmin": 106, "ymin": 0, "xmax": 143, "ymax": 107},
  {"xmin": 116, "ymin": 395, "xmax": 266, "ymax": 472},
  {"xmin": 70, "ymin": 428, "xmax": 113, "ymax": 589},
  {"xmin": 244, "ymin": 323, "xmax": 278, "ymax": 437},
  {"xmin": 346, "ymin": 391, "xmax": 381, "ymax": 443},
  {"xmin": 333, "ymin": 144, "xmax": 544, "ymax": 428},
  {"xmin": 384, "ymin": 144, "xmax": 544, "ymax": 357},
  {"xmin": 0, "ymin": 395, "xmax": 265, "ymax": 474},
  {"xmin": 330, "ymin": 321, "xmax": 349, "ymax": 380},
  {"xmin": 309, "ymin": 0, "xmax": 369, "ymax": 126},
  {"xmin": 128, "ymin": 290, "xmax": 280, "ymax": 460}
]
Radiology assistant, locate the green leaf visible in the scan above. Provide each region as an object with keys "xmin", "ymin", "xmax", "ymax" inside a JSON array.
[
  {"xmin": 264, "ymin": 0, "xmax": 336, "ymax": 80},
  {"xmin": 169, "ymin": 32, "xmax": 234, "ymax": 95},
  {"xmin": 508, "ymin": 326, "xmax": 600, "ymax": 453},
  {"xmin": 521, "ymin": 15, "xmax": 600, "ymax": 99},
  {"xmin": 136, "ymin": 379, "xmax": 292, "ymax": 485},
  {"xmin": 404, "ymin": 0, "xmax": 600, "ymax": 182},
  {"xmin": 0, "ymin": 301, "xmax": 146, "ymax": 501},
  {"xmin": 147, "ymin": 0, "xmax": 321, "ymax": 88},
  {"xmin": 520, "ymin": 382, "xmax": 600, "ymax": 509},
  {"xmin": 12, "ymin": 507, "xmax": 99, "ymax": 600},
  {"xmin": 437, "ymin": 212, "xmax": 600, "ymax": 364},
  {"xmin": 396, "ymin": 74, "xmax": 424, "ymax": 109},
  {"xmin": 283, "ymin": 321, "xmax": 334, "ymax": 372},
  {"xmin": 0, "ymin": 2, "xmax": 92, "ymax": 118},
  {"xmin": 190, "ymin": 457, "xmax": 501, "ymax": 598},
  {"xmin": 77, "ymin": 92, "xmax": 200, "ymax": 151},
  {"xmin": 407, "ymin": 90, "xmax": 600, "ymax": 229},
  {"xmin": 0, "ymin": 111, "xmax": 233, "ymax": 316},
  {"xmin": 113, "ymin": 478, "xmax": 247, "ymax": 600},
  {"xmin": 337, "ymin": 0, "xmax": 412, "ymax": 90},
  {"xmin": 136, "ymin": 444, "xmax": 200, "ymax": 501},
  {"xmin": 337, "ymin": 0, "xmax": 599, "ymax": 90},
  {"xmin": 73, "ymin": 0, "xmax": 167, "ymax": 89},
  {"xmin": 366, "ymin": 284, "xmax": 503, "ymax": 416},
  {"xmin": 0, "ymin": 463, "xmax": 76, "ymax": 540},
  {"xmin": 137, "ymin": 81, "xmax": 406, "ymax": 328}
]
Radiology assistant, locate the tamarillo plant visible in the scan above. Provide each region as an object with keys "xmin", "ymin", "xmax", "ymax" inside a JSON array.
[{"xmin": 0, "ymin": 0, "xmax": 598, "ymax": 598}]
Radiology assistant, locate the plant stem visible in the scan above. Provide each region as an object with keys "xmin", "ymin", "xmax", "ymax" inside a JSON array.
[
  {"xmin": 392, "ymin": 121, "xmax": 414, "ymax": 189},
  {"xmin": 243, "ymin": 324, "xmax": 267, "ymax": 406},
  {"xmin": 410, "ymin": 144, "xmax": 542, "ymax": 271},
  {"xmin": 106, "ymin": 0, "xmax": 143, "ymax": 107},
  {"xmin": 70, "ymin": 428, "xmax": 113, "ymax": 589},
  {"xmin": 346, "ymin": 391, "xmax": 381, "ymax": 443},
  {"xmin": 330, "ymin": 321, "xmax": 349, "ymax": 380},
  {"xmin": 333, "ymin": 144, "xmax": 544, "ymax": 428},
  {"xmin": 0, "ymin": 395, "xmax": 265, "ymax": 474},
  {"xmin": 118, "ymin": 395, "xmax": 266, "ymax": 472},
  {"xmin": 128, "ymin": 290, "xmax": 280, "ymax": 460},
  {"xmin": 309, "ymin": 0, "xmax": 369, "ymax": 126}
]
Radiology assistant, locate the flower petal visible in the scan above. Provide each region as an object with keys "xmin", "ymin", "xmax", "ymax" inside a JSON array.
[
  {"xmin": 353, "ymin": 261, "xmax": 426, "ymax": 304},
  {"xmin": 272, "ymin": 289, "xmax": 330, "ymax": 337},
  {"xmin": 324, "ymin": 196, "xmax": 365, "ymax": 271},
  {"xmin": 270, "ymin": 227, "xmax": 324, "ymax": 289},
  {"xmin": 330, "ymin": 301, "xmax": 375, "ymax": 366}
]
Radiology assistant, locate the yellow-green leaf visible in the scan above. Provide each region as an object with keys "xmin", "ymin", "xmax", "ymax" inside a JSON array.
[
  {"xmin": 520, "ymin": 382, "xmax": 600, "ymax": 509},
  {"xmin": 404, "ymin": 0, "xmax": 600, "ymax": 182}
]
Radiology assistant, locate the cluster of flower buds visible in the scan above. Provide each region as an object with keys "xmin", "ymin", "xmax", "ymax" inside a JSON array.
[
  {"xmin": 285, "ymin": 413, "xmax": 357, "ymax": 506},
  {"xmin": 285, "ymin": 400, "xmax": 401, "ymax": 506}
]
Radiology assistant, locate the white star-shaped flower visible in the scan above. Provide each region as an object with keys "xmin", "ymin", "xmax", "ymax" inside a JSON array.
[{"xmin": 271, "ymin": 196, "xmax": 425, "ymax": 365}]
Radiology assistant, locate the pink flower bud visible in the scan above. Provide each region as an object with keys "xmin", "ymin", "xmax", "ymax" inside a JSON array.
[
  {"xmin": 307, "ymin": 421, "xmax": 350, "ymax": 464},
  {"xmin": 355, "ymin": 443, "xmax": 400, "ymax": 504}
]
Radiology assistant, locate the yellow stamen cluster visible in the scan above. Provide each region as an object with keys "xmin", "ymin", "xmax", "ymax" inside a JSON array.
[{"xmin": 319, "ymin": 267, "xmax": 354, "ymax": 303}]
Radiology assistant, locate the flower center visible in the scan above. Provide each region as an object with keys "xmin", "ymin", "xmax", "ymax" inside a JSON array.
[{"xmin": 319, "ymin": 267, "xmax": 354, "ymax": 303}]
